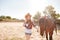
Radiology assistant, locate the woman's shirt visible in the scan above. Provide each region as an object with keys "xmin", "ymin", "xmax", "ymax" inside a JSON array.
[{"xmin": 24, "ymin": 20, "xmax": 35, "ymax": 29}]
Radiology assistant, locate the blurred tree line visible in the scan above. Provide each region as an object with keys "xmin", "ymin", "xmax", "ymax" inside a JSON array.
[
  {"xmin": 0, "ymin": 16, "xmax": 11, "ymax": 21},
  {"xmin": 33, "ymin": 5, "xmax": 60, "ymax": 25},
  {"xmin": 0, "ymin": 16, "xmax": 19, "ymax": 22}
]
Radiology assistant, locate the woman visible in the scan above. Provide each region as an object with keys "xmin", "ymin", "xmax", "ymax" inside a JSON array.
[{"xmin": 23, "ymin": 13, "xmax": 35, "ymax": 40}]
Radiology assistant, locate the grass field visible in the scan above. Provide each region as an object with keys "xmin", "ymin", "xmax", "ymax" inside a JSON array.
[{"xmin": 0, "ymin": 22, "xmax": 60, "ymax": 40}]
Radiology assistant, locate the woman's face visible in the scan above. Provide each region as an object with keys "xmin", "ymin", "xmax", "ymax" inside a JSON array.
[{"xmin": 26, "ymin": 16, "xmax": 31, "ymax": 20}]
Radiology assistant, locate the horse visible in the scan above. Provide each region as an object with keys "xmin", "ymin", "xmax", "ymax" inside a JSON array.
[{"xmin": 38, "ymin": 16, "xmax": 57, "ymax": 40}]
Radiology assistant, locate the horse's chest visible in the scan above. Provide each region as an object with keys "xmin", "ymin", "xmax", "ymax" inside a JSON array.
[{"xmin": 39, "ymin": 18, "xmax": 45, "ymax": 24}]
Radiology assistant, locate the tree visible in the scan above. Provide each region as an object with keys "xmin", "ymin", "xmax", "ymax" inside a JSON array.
[
  {"xmin": 33, "ymin": 11, "xmax": 41, "ymax": 25},
  {"xmin": 6, "ymin": 16, "xmax": 11, "ymax": 19},
  {"xmin": 0, "ymin": 16, "xmax": 6, "ymax": 21},
  {"xmin": 43, "ymin": 5, "xmax": 57, "ymax": 19},
  {"xmin": 0, "ymin": 16, "xmax": 6, "ymax": 19},
  {"xmin": 56, "ymin": 14, "xmax": 60, "ymax": 18}
]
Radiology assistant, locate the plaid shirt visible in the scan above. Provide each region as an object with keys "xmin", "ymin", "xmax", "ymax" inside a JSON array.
[{"xmin": 24, "ymin": 20, "xmax": 35, "ymax": 29}]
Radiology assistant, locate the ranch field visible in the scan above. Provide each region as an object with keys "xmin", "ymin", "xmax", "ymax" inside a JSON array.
[{"xmin": 0, "ymin": 22, "xmax": 60, "ymax": 40}]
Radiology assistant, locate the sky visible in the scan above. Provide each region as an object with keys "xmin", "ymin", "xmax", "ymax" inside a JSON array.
[{"xmin": 0, "ymin": 0, "xmax": 60, "ymax": 19}]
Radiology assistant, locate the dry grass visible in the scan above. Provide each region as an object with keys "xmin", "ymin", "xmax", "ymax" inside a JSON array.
[{"xmin": 0, "ymin": 22, "xmax": 60, "ymax": 40}]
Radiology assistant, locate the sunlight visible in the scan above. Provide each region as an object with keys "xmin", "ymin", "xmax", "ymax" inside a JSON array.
[{"xmin": 29, "ymin": 0, "xmax": 48, "ymax": 16}]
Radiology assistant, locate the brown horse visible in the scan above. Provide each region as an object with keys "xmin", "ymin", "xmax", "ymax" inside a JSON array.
[{"xmin": 39, "ymin": 16, "xmax": 57, "ymax": 40}]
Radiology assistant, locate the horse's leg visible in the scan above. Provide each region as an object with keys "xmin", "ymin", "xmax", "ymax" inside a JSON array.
[
  {"xmin": 40, "ymin": 29, "xmax": 44, "ymax": 40},
  {"xmin": 49, "ymin": 31, "xmax": 53, "ymax": 40},
  {"xmin": 40, "ymin": 25, "xmax": 44, "ymax": 37},
  {"xmin": 46, "ymin": 32, "xmax": 48, "ymax": 40},
  {"xmin": 40, "ymin": 31, "xmax": 44, "ymax": 36},
  {"xmin": 49, "ymin": 35, "xmax": 52, "ymax": 40}
]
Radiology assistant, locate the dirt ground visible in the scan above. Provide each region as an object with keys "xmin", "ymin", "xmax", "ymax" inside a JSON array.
[{"xmin": 0, "ymin": 22, "xmax": 60, "ymax": 40}]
